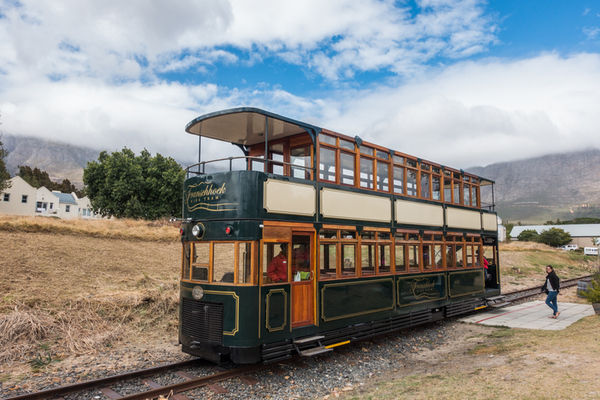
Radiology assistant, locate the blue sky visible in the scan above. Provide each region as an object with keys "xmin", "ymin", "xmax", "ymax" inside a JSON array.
[{"xmin": 1, "ymin": 0, "xmax": 600, "ymax": 168}]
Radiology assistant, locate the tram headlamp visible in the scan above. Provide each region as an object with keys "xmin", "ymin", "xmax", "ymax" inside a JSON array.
[
  {"xmin": 191, "ymin": 223, "xmax": 204, "ymax": 238},
  {"xmin": 192, "ymin": 286, "xmax": 204, "ymax": 300}
]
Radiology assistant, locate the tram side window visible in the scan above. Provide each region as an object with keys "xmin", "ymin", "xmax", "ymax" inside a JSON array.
[
  {"xmin": 320, "ymin": 243, "xmax": 337, "ymax": 279},
  {"xmin": 340, "ymin": 151, "xmax": 355, "ymax": 185},
  {"xmin": 341, "ymin": 244, "xmax": 356, "ymax": 276},
  {"xmin": 263, "ymin": 242, "xmax": 289, "ymax": 284},
  {"xmin": 319, "ymin": 147, "xmax": 336, "ymax": 182},
  {"xmin": 422, "ymin": 243, "xmax": 433, "ymax": 270},
  {"xmin": 213, "ymin": 243, "xmax": 235, "ymax": 283},
  {"xmin": 395, "ymin": 243, "xmax": 406, "ymax": 273},
  {"xmin": 291, "ymin": 145, "xmax": 311, "ymax": 180},
  {"xmin": 455, "ymin": 243, "xmax": 464, "ymax": 268},
  {"xmin": 406, "ymin": 168, "xmax": 417, "ymax": 196},
  {"xmin": 191, "ymin": 243, "xmax": 210, "ymax": 281},
  {"xmin": 238, "ymin": 242, "xmax": 252, "ymax": 284},
  {"xmin": 360, "ymin": 156, "xmax": 374, "ymax": 189},
  {"xmin": 434, "ymin": 244, "xmax": 444, "ymax": 268}
]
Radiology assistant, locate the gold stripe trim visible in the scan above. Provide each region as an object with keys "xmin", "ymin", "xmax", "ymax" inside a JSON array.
[
  {"xmin": 204, "ymin": 290, "xmax": 240, "ymax": 336},
  {"xmin": 265, "ymin": 288, "xmax": 288, "ymax": 332}
]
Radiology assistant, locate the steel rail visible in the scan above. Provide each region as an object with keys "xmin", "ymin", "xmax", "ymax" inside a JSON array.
[
  {"xmin": 118, "ymin": 364, "xmax": 263, "ymax": 400},
  {"xmin": 3, "ymin": 358, "xmax": 202, "ymax": 400}
]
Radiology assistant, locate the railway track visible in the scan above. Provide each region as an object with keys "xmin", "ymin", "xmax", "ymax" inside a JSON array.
[
  {"xmin": 5, "ymin": 274, "xmax": 593, "ymax": 400},
  {"xmin": 4, "ymin": 359, "xmax": 264, "ymax": 400},
  {"xmin": 502, "ymin": 274, "xmax": 593, "ymax": 303}
]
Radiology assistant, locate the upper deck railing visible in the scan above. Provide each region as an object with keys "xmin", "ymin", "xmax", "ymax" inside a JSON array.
[{"xmin": 184, "ymin": 156, "xmax": 495, "ymax": 212}]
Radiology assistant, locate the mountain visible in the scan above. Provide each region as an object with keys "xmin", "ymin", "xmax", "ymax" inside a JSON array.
[
  {"xmin": 1, "ymin": 134, "xmax": 100, "ymax": 187},
  {"xmin": 468, "ymin": 149, "xmax": 600, "ymax": 224},
  {"xmin": 2, "ymin": 133, "xmax": 598, "ymax": 223}
]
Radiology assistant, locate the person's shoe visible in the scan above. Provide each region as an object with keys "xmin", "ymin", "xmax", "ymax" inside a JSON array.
[{"xmin": 555, "ymin": 312, "xmax": 560, "ymax": 318}]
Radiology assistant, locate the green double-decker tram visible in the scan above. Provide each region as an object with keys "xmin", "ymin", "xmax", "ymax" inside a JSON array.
[{"xmin": 179, "ymin": 107, "xmax": 501, "ymax": 364}]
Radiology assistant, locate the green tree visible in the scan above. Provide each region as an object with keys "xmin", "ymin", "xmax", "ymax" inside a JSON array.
[
  {"xmin": 538, "ymin": 227, "xmax": 572, "ymax": 247},
  {"xmin": 0, "ymin": 138, "xmax": 10, "ymax": 192},
  {"xmin": 83, "ymin": 148, "xmax": 185, "ymax": 219},
  {"xmin": 517, "ymin": 229, "xmax": 540, "ymax": 242}
]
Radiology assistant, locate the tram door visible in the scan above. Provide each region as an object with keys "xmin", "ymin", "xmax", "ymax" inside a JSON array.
[{"xmin": 291, "ymin": 233, "xmax": 314, "ymax": 328}]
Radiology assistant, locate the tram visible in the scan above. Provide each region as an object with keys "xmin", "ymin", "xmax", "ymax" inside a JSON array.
[{"xmin": 179, "ymin": 107, "xmax": 501, "ymax": 364}]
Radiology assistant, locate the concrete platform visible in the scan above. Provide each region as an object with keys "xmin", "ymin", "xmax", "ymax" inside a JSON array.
[{"xmin": 460, "ymin": 301, "xmax": 596, "ymax": 330}]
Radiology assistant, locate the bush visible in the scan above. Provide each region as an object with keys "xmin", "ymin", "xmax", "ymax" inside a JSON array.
[
  {"xmin": 538, "ymin": 227, "xmax": 572, "ymax": 247},
  {"xmin": 518, "ymin": 229, "xmax": 539, "ymax": 242},
  {"xmin": 583, "ymin": 273, "xmax": 600, "ymax": 304}
]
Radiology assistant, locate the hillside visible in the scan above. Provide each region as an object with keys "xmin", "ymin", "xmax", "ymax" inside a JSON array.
[
  {"xmin": 1, "ymin": 134, "xmax": 99, "ymax": 187},
  {"xmin": 469, "ymin": 149, "xmax": 600, "ymax": 223}
]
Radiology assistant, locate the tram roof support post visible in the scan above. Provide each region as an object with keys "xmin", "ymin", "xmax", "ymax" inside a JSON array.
[{"xmin": 264, "ymin": 116, "xmax": 269, "ymax": 172}]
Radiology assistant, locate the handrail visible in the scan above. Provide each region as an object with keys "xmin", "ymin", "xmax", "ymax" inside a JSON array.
[{"xmin": 185, "ymin": 156, "xmax": 315, "ymax": 177}]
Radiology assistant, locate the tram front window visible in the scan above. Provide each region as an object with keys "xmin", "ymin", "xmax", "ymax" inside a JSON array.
[
  {"xmin": 214, "ymin": 243, "xmax": 235, "ymax": 282},
  {"xmin": 191, "ymin": 243, "xmax": 210, "ymax": 281}
]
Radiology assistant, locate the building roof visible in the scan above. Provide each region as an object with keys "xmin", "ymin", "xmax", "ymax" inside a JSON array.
[
  {"xmin": 511, "ymin": 224, "xmax": 600, "ymax": 238},
  {"xmin": 53, "ymin": 192, "xmax": 77, "ymax": 205}
]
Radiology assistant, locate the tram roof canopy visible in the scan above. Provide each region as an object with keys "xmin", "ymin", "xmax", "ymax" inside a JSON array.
[{"xmin": 185, "ymin": 107, "xmax": 321, "ymax": 147}]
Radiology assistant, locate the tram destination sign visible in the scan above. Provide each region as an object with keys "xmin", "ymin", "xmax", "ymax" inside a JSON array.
[{"xmin": 184, "ymin": 171, "xmax": 262, "ymax": 219}]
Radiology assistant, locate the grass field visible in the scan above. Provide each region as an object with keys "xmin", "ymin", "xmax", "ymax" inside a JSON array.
[{"xmin": 0, "ymin": 215, "xmax": 598, "ymax": 397}]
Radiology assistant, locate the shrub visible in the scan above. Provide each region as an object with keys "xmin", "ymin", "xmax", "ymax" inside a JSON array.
[
  {"xmin": 583, "ymin": 273, "xmax": 600, "ymax": 304},
  {"xmin": 538, "ymin": 227, "xmax": 572, "ymax": 247},
  {"xmin": 517, "ymin": 229, "xmax": 539, "ymax": 242}
]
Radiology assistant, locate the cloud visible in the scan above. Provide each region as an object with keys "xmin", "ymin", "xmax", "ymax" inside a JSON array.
[
  {"xmin": 315, "ymin": 53, "xmax": 600, "ymax": 168},
  {"xmin": 0, "ymin": 0, "xmax": 497, "ymax": 81}
]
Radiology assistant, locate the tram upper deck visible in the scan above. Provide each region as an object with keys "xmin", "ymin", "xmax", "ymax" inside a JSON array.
[{"xmin": 183, "ymin": 107, "xmax": 497, "ymax": 234}]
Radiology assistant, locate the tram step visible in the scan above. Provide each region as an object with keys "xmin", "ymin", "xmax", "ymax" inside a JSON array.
[
  {"xmin": 293, "ymin": 335, "xmax": 325, "ymax": 344},
  {"xmin": 299, "ymin": 346, "xmax": 333, "ymax": 357},
  {"xmin": 486, "ymin": 295, "xmax": 506, "ymax": 301},
  {"xmin": 263, "ymin": 354, "xmax": 292, "ymax": 364},
  {"xmin": 489, "ymin": 301, "xmax": 511, "ymax": 308}
]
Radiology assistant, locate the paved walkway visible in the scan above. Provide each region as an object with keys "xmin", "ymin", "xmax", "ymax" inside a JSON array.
[{"xmin": 460, "ymin": 300, "xmax": 596, "ymax": 330}]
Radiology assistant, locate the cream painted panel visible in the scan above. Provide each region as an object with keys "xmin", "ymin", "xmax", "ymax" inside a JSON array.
[
  {"xmin": 482, "ymin": 213, "xmax": 498, "ymax": 231},
  {"xmin": 264, "ymin": 179, "xmax": 316, "ymax": 216},
  {"xmin": 321, "ymin": 188, "xmax": 391, "ymax": 222},
  {"xmin": 395, "ymin": 200, "xmax": 443, "ymax": 227},
  {"xmin": 446, "ymin": 207, "xmax": 481, "ymax": 230}
]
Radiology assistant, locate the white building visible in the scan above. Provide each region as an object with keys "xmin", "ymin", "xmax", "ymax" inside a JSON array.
[
  {"xmin": 0, "ymin": 176, "xmax": 37, "ymax": 216},
  {"xmin": 1, "ymin": 176, "xmax": 100, "ymax": 220},
  {"xmin": 510, "ymin": 224, "xmax": 600, "ymax": 247}
]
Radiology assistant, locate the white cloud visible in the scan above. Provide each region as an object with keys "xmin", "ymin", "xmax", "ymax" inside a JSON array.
[
  {"xmin": 0, "ymin": 0, "xmax": 497, "ymax": 81},
  {"xmin": 315, "ymin": 53, "xmax": 600, "ymax": 168}
]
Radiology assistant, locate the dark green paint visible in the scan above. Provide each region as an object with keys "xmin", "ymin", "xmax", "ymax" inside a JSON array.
[
  {"xmin": 397, "ymin": 273, "xmax": 446, "ymax": 306},
  {"xmin": 448, "ymin": 269, "xmax": 485, "ymax": 298}
]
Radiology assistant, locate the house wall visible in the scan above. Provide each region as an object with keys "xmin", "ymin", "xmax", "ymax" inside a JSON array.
[
  {"xmin": 0, "ymin": 176, "xmax": 37, "ymax": 216},
  {"xmin": 36, "ymin": 187, "xmax": 60, "ymax": 217}
]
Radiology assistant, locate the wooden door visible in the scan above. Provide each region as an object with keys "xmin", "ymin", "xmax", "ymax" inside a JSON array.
[{"xmin": 291, "ymin": 233, "xmax": 314, "ymax": 328}]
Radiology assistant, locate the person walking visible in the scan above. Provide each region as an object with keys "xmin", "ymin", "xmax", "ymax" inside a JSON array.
[{"xmin": 541, "ymin": 265, "xmax": 560, "ymax": 318}]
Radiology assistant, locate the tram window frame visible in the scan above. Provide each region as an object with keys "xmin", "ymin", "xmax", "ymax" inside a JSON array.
[
  {"xmin": 406, "ymin": 159, "xmax": 418, "ymax": 197},
  {"xmin": 359, "ymin": 147, "xmax": 375, "ymax": 190},
  {"xmin": 360, "ymin": 231, "xmax": 377, "ymax": 276},
  {"xmin": 213, "ymin": 242, "xmax": 236, "ymax": 283},
  {"xmin": 375, "ymin": 151, "xmax": 391, "ymax": 193},
  {"xmin": 190, "ymin": 242, "xmax": 210, "ymax": 282},
  {"xmin": 262, "ymin": 241, "xmax": 291, "ymax": 285},
  {"xmin": 183, "ymin": 241, "xmax": 256, "ymax": 285},
  {"xmin": 431, "ymin": 166, "xmax": 442, "ymax": 201},
  {"xmin": 377, "ymin": 232, "xmax": 392, "ymax": 274},
  {"xmin": 422, "ymin": 234, "xmax": 434, "ymax": 271}
]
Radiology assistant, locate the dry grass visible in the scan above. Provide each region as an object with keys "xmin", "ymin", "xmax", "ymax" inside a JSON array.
[
  {"xmin": 0, "ymin": 218, "xmax": 181, "ymax": 367},
  {"xmin": 0, "ymin": 215, "xmax": 180, "ymax": 241}
]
